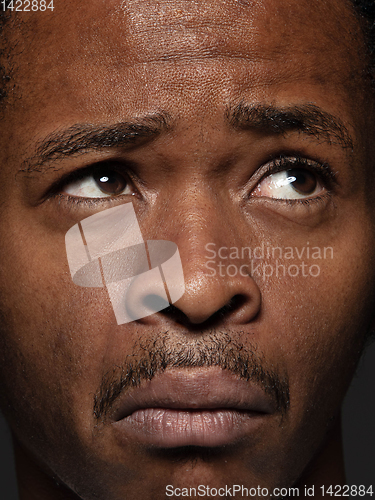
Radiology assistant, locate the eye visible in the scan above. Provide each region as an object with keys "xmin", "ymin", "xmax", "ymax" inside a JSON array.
[
  {"xmin": 251, "ymin": 158, "xmax": 329, "ymax": 201},
  {"xmin": 63, "ymin": 167, "xmax": 132, "ymax": 198}
]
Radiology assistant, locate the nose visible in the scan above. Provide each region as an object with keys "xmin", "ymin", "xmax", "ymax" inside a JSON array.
[
  {"xmin": 114, "ymin": 253, "xmax": 261, "ymax": 326},
  {"xmin": 171, "ymin": 266, "xmax": 261, "ymax": 325},
  {"xmin": 117, "ymin": 247, "xmax": 262, "ymax": 327},
  {"xmin": 135, "ymin": 203, "xmax": 262, "ymax": 328}
]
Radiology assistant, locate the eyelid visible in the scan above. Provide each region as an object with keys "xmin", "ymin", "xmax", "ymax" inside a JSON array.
[
  {"xmin": 47, "ymin": 160, "xmax": 138, "ymax": 198},
  {"xmin": 262, "ymin": 155, "xmax": 336, "ymax": 187},
  {"xmin": 246, "ymin": 154, "xmax": 337, "ymax": 207}
]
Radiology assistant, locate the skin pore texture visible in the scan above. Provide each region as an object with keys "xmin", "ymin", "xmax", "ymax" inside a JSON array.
[{"xmin": 0, "ymin": 0, "xmax": 375, "ymax": 499}]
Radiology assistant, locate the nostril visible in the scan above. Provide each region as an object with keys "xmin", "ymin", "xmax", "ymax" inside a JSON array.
[
  {"xmin": 159, "ymin": 303, "xmax": 213, "ymax": 328},
  {"xmin": 159, "ymin": 304, "xmax": 191, "ymax": 325},
  {"xmin": 159, "ymin": 294, "xmax": 256, "ymax": 329},
  {"xmin": 140, "ymin": 257, "xmax": 262, "ymax": 327}
]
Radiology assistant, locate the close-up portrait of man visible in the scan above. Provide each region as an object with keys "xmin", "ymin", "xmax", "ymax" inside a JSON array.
[{"xmin": 0, "ymin": 0, "xmax": 374, "ymax": 499}]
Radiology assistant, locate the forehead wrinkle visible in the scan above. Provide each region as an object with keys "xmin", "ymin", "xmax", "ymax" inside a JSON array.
[
  {"xmin": 103, "ymin": 0, "xmax": 357, "ymax": 66},
  {"xmin": 5, "ymin": 0, "xmax": 368, "ymax": 166},
  {"xmin": 9, "ymin": 0, "xmax": 365, "ymax": 117},
  {"xmin": 10, "ymin": 0, "xmax": 363, "ymax": 77}
]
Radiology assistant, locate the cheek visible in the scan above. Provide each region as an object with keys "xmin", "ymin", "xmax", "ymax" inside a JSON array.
[
  {"xmin": 0, "ymin": 222, "xmax": 121, "ymax": 447},
  {"xmin": 258, "ymin": 237, "xmax": 374, "ymax": 422},
  {"xmin": 0, "ymin": 280, "xmax": 129, "ymax": 491}
]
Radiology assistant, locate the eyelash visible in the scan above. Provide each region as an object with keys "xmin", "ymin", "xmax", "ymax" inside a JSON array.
[
  {"xmin": 253, "ymin": 154, "xmax": 335, "ymax": 204},
  {"xmin": 48, "ymin": 162, "xmax": 137, "ymax": 206},
  {"xmin": 49, "ymin": 154, "xmax": 335, "ymax": 211},
  {"xmin": 52, "ymin": 192, "xmax": 121, "ymax": 209},
  {"xmin": 264, "ymin": 155, "xmax": 334, "ymax": 183}
]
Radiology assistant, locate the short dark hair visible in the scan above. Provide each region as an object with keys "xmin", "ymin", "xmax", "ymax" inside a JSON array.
[{"xmin": 0, "ymin": 0, "xmax": 374, "ymax": 107}]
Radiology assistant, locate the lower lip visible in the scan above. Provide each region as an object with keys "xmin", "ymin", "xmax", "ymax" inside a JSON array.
[{"xmin": 114, "ymin": 408, "xmax": 265, "ymax": 448}]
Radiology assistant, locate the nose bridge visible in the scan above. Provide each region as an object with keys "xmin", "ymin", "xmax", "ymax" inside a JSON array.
[
  {"xmin": 166, "ymin": 186, "xmax": 238, "ymax": 267},
  {"xmin": 144, "ymin": 187, "xmax": 262, "ymax": 326}
]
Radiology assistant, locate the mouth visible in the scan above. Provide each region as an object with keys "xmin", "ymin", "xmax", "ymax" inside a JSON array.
[{"xmin": 111, "ymin": 367, "xmax": 276, "ymax": 448}]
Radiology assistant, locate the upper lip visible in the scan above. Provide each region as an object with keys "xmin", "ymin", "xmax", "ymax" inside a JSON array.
[{"xmin": 111, "ymin": 367, "xmax": 276, "ymax": 422}]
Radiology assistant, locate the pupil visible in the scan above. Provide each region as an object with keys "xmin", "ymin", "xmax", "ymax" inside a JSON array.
[
  {"xmin": 287, "ymin": 168, "xmax": 317, "ymax": 195},
  {"xmin": 94, "ymin": 170, "xmax": 126, "ymax": 195}
]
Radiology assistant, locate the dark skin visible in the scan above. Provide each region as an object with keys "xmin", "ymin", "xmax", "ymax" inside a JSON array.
[{"xmin": 0, "ymin": 0, "xmax": 375, "ymax": 499}]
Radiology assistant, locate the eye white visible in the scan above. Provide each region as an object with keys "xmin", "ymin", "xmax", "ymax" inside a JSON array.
[
  {"xmin": 252, "ymin": 170, "xmax": 322, "ymax": 200},
  {"xmin": 63, "ymin": 174, "xmax": 131, "ymax": 198}
]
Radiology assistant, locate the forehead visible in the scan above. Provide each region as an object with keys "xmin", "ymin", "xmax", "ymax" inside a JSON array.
[{"xmin": 4, "ymin": 0, "xmax": 365, "ymax": 139}]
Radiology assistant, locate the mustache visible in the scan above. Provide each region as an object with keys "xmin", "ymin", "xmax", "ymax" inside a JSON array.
[{"xmin": 93, "ymin": 331, "xmax": 290, "ymax": 421}]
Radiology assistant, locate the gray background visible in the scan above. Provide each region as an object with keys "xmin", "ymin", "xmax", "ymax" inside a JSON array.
[{"xmin": 0, "ymin": 342, "xmax": 374, "ymax": 499}]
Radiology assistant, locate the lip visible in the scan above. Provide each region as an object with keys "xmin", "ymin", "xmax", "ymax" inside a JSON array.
[{"xmin": 111, "ymin": 367, "xmax": 276, "ymax": 448}]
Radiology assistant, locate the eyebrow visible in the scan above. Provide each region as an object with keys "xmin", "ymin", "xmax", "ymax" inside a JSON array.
[
  {"xmin": 22, "ymin": 102, "xmax": 354, "ymax": 175},
  {"xmin": 22, "ymin": 112, "xmax": 171, "ymax": 174},
  {"xmin": 226, "ymin": 101, "xmax": 354, "ymax": 150}
]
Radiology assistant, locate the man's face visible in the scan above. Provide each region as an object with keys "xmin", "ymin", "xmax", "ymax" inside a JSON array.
[{"xmin": 0, "ymin": 0, "xmax": 375, "ymax": 498}]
